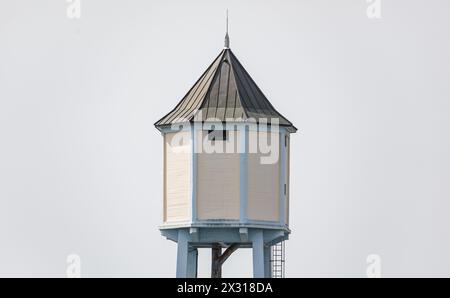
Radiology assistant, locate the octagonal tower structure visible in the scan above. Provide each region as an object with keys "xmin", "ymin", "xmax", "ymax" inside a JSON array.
[{"xmin": 155, "ymin": 32, "xmax": 297, "ymax": 278}]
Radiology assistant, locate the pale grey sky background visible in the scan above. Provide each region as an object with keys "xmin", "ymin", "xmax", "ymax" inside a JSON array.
[{"xmin": 1, "ymin": 0, "xmax": 450, "ymax": 277}]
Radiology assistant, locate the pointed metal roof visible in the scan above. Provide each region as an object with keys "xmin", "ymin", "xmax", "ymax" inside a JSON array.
[{"xmin": 155, "ymin": 48, "xmax": 297, "ymax": 132}]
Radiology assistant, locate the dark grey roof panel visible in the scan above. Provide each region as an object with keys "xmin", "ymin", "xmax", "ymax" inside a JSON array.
[
  {"xmin": 155, "ymin": 48, "xmax": 296, "ymax": 132},
  {"xmin": 156, "ymin": 50, "xmax": 225, "ymax": 125}
]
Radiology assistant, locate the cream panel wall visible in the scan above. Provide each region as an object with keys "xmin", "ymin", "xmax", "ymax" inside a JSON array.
[
  {"xmin": 247, "ymin": 131, "xmax": 280, "ymax": 222},
  {"xmin": 196, "ymin": 130, "xmax": 240, "ymax": 220},
  {"xmin": 164, "ymin": 131, "xmax": 191, "ymax": 222}
]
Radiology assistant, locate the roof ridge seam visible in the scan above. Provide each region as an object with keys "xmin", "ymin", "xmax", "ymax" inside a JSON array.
[{"xmin": 226, "ymin": 49, "xmax": 249, "ymax": 120}]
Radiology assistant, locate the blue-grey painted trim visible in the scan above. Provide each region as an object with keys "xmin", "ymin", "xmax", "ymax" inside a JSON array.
[
  {"xmin": 160, "ymin": 121, "xmax": 286, "ymax": 133},
  {"xmin": 279, "ymin": 130, "xmax": 286, "ymax": 226},
  {"xmin": 159, "ymin": 123, "xmax": 192, "ymax": 134},
  {"xmin": 194, "ymin": 219, "xmax": 281, "ymax": 225},
  {"xmin": 191, "ymin": 125, "xmax": 198, "ymax": 222},
  {"xmin": 189, "ymin": 227, "xmax": 199, "ymax": 242},
  {"xmin": 159, "ymin": 219, "xmax": 288, "ymax": 231},
  {"xmin": 239, "ymin": 125, "xmax": 248, "ymax": 224},
  {"xmin": 239, "ymin": 228, "xmax": 249, "ymax": 242},
  {"xmin": 162, "ymin": 227, "xmax": 288, "ymax": 247}
]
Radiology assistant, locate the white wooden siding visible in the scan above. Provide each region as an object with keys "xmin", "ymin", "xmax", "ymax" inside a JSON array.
[{"xmin": 164, "ymin": 131, "xmax": 191, "ymax": 222}]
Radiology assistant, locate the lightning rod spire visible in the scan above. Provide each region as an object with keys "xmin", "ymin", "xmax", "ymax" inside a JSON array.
[{"xmin": 224, "ymin": 10, "xmax": 230, "ymax": 48}]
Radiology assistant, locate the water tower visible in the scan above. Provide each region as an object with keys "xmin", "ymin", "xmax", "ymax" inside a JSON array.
[{"xmin": 155, "ymin": 26, "xmax": 296, "ymax": 278}]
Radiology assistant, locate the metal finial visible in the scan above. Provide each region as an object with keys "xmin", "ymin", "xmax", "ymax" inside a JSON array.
[
  {"xmin": 226, "ymin": 9, "xmax": 229, "ymax": 34},
  {"xmin": 224, "ymin": 10, "xmax": 230, "ymax": 48}
]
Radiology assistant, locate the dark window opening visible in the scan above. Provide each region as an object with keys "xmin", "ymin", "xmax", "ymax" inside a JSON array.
[{"xmin": 208, "ymin": 130, "xmax": 228, "ymax": 141}]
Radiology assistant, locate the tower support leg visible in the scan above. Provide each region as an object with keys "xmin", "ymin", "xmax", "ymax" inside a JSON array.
[
  {"xmin": 264, "ymin": 245, "xmax": 272, "ymax": 278},
  {"xmin": 211, "ymin": 243, "xmax": 239, "ymax": 278},
  {"xmin": 176, "ymin": 229, "xmax": 197, "ymax": 278},
  {"xmin": 211, "ymin": 243, "xmax": 222, "ymax": 278},
  {"xmin": 187, "ymin": 247, "xmax": 198, "ymax": 278},
  {"xmin": 252, "ymin": 230, "xmax": 270, "ymax": 278}
]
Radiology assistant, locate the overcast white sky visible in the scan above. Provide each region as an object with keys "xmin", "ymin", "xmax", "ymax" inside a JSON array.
[{"xmin": 1, "ymin": 0, "xmax": 450, "ymax": 277}]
